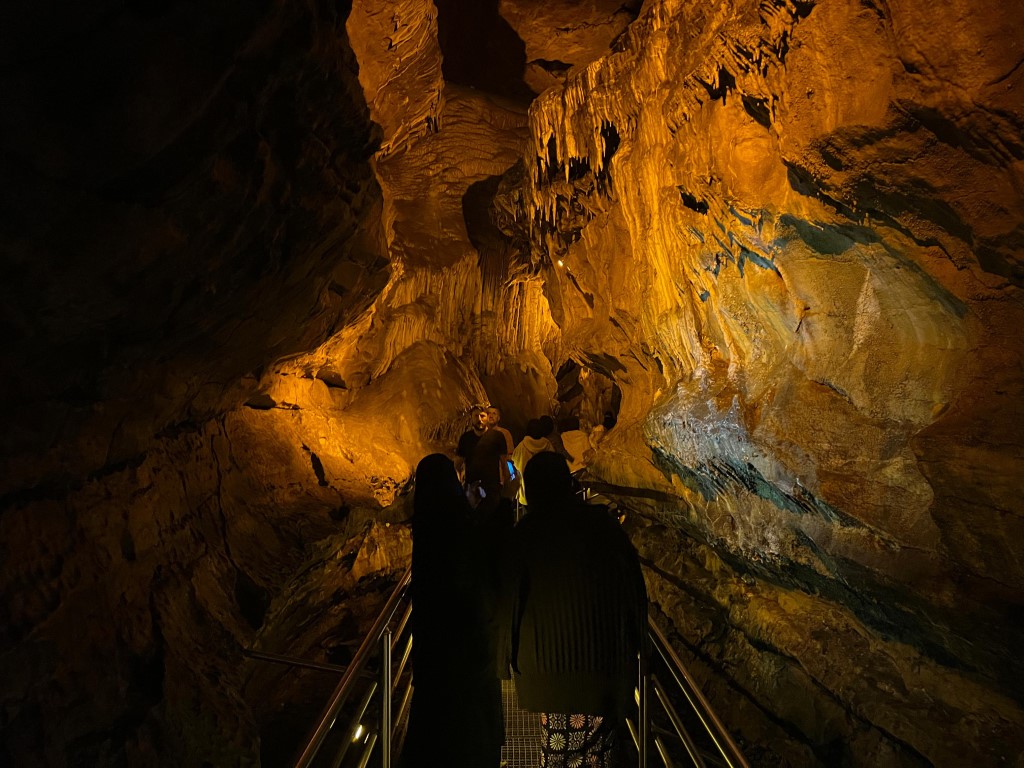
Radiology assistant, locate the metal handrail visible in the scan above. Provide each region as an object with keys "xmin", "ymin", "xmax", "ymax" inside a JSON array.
[
  {"xmin": 293, "ymin": 566, "xmax": 412, "ymax": 768},
  {"xmin": 393, "ymin": 627, "xmax": 414, "ymax": 691},
  {"xmin": 243, "ymin": 649, "xmax": 351, "ymax": 675},
  {"xmin": 328, "ymin": 680, "xmax": 378, "ymax": 768},
  {"xmin": 641, "ymin": 618, "xmax": 750, "ymax": 768},
  {"xmin": 652, "ymin": 674, "xmax": 708, "ymax": 768},
  {"xmin": 380, "ymin": 629, "xmax": 393, "ymax": 768},
  {"xmin": 272, "ymin": 575, "xmax": 746, "ymax": 768}
]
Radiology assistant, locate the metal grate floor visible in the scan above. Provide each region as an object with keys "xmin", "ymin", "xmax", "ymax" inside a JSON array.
[{"xmin": 501, "ymin": 678, "xmax": 542, "ymax": 768}]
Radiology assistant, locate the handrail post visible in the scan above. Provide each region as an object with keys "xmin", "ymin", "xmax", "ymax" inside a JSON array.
[
  {"xmin": 648, "ymin": 619, "xmax": 749, "ymax": 768},
  {"xmin": 381, "ymin": 628, "xmax": 394, "ymax": 768},
  {"xmin": 638, "ymin": 652, "xmax": 649, "ymax": 767},
  {"xmin": 293, "ymin": 568, "xmax": 411, "ymax": 768}
]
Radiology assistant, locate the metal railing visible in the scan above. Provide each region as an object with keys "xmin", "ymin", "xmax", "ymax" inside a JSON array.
[
  {"xmin": 284, "ymin": 566, "xmax": 414, "ymax": 768},
  {"xmin": 252, "ymin": 575, "xmax": 745, "ymax": 768},
  {"xmin": 630, "ymin": 618, "xmax": 750, "ymax": 768}
]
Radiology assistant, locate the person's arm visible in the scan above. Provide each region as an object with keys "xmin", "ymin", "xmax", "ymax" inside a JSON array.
[{"xmin": 496, "ymin": 527, "xmax": 526, "ymax": 678}]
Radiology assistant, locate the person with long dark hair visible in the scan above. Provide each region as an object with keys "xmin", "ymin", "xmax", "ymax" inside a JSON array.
[{"xmin": 400, "ymin": 454, "xmax": 504, "ymax": 767}]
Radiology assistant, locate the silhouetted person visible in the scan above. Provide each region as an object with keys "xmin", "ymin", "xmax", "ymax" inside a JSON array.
[
  {"xmin": 466, "ymin": 427, "xmax": 518, "ymax": 567},
  {"xmin": 455, "ymin": 406, "xmax": 487, "ymax": 479},
  {"xmin": 505, "ymin": 452, "xmax": 647, "ymax": 767},
  {"xmin": 401, "ymin": 454, "xmax": 503, "ymax": 767},
  {"xmin": 467, "ymin": 426, "xmax": 516, "ymax": 499}
]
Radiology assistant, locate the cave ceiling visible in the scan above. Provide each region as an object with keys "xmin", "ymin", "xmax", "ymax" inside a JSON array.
[{"xmin": 1, "ymin": 0, "xmax": 1023, "ymax": 765}]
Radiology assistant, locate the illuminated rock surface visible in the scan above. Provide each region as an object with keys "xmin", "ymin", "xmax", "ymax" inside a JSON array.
[{"xmin": 1, "ymin": 0, "xmax": 1022, "ymax": 765}]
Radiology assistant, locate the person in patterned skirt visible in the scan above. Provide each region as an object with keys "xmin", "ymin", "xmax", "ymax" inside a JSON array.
[{"xmin": 504, "ymin": 452, "xmax": 648, "ymax": 767}]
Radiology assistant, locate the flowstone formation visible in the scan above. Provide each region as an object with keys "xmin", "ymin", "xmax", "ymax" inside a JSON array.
[
  {"xmin": 490, "ymin": 0, "xmax": 1024, "ymax": 764},
  {"xmin": 1, "ymin": 0, "xmax": 1022, "ymax": 766}
]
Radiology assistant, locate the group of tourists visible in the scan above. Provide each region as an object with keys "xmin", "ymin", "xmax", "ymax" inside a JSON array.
[
  {"xmin": 455, "ymin": 404, "xmax": 616, "ymax": 505},
  {"xmin": 402, "ymin": 404, "xmax": 647, "ymax": 768}
]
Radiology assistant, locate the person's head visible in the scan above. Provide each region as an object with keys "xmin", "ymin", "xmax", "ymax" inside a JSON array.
[
  {"xmin": 526, "ymin": 418, "xmax": 545, "ymax": 440},
  {"xmin": 559, "ymin": 415, "xmax": 580, "ymax": 433},
  {"xmin": 485, "ymin": 405, "xmax": 502, "ymax": 427},
  {"xmin": 524, "ymin": 451, "xmax": 576, "ymax": 511},
  {"xmin": 537, "ymin": 415, "xmax": 555, "ymax": 438},
  {"xmin": 413, "ymin": 454, "xmax": 466, "ymax": 522},
  {"xmin": 470, "ymin": 407, "xmax": 486, "ymax": 431}
]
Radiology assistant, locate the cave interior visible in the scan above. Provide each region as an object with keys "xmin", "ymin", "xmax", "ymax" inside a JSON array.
[{"xmin": 1, "ymin": 0, "xmax": 1023, "ymax": 765}]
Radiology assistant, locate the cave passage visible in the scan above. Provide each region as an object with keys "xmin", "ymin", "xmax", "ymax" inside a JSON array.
[{"xmin": 1, "ymin": 0, "xmax": 1023, "ymax": 766}]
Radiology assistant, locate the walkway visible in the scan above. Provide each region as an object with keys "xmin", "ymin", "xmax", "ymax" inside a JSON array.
[{"xmin": 501, "ymin": 678, "xmax": 542, "ymax": 768}]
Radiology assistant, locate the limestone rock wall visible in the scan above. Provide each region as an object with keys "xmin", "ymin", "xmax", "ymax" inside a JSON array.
[
  {"xmin": 0, "ymin": 1, "xmax": 551, "ymax": 764},
  {"xmin": 497, "ymin": 0, "xmax": 1024, "ymax": 764},
  {"xmin": 266, "ymin": 0, "xmax": 564, "ymax": 447},
  {"xmin": 244, "ymin": 520, "xmax": 412, "ymax": 766},
  {"xmin": 0, "ymin": 0, "xmax": 387, "ymax": 496}
]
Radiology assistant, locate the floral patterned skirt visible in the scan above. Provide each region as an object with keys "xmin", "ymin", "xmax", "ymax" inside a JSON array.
[{"xmin": 538, "ymin": 712, "xmax": 618, "ymax": 768}]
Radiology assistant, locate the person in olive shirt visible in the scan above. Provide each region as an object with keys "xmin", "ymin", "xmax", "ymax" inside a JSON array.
[{"xmin": 504, "ymin": 451, "xmax": 647, "ymax": 767}]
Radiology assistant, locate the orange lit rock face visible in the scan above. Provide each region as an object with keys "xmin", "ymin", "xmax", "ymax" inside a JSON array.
[
  {"xmin": 1, "ymin": 0, "xmax": 1023, "ymax": 766},
  {"xmin": 498, "ymin": 0, "xmax": 1024, "ymax": 764}
]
